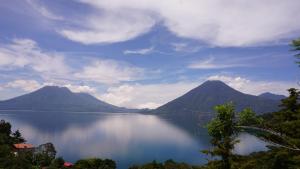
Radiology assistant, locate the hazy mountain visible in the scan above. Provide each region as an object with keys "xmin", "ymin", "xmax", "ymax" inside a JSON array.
[
  {"xmin": 0, "ymin": 86, "xmax": 135, "ymax": 112},
  {"xmin": 153, "ymin": 81, "xmax": 280, "ymax": 117},
  {"xmin": 258, "ymin": 92, "xmax": 286, "ymax": 101}
]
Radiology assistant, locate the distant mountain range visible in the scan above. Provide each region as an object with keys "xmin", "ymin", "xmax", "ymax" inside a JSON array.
[
  {"xmin": 152, "ymin": 81, "xmax": 281, "ymax": 116},
  {"xmin": 0, "ymin": 81, "xmax": 283, "ymax": 115},
  {"xmin": 0, "ymin": 86, "xmax": 135, "ymax": 113},
  {"xmin": 258, "ymin": 92, "xmax": 286, "ymax": 101}
]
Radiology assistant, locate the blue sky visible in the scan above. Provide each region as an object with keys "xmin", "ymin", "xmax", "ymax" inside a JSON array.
[{"xmin": 0, "ymin": 0, "xmax": 299, "ymax": 109}]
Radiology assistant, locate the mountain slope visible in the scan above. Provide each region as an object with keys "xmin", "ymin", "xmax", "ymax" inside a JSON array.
[
  {"xmin": 154, "ymin": 80, "xmax": 280, "ymax": 115},
  {"xmin": 0, "ymin": 86, "xmax": 133, "ymax": 112},
  {"xmin": 258, "ymin": 92, "xmax": 286, "ymax": 101}
]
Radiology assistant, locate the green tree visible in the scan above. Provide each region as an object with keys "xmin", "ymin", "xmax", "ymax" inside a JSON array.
[
  {"xmin": 279, "ymin": 88, "xmax": 299, "ymax": 121},
  {"xmin": 203, "ymin": 103, "xmax": 263, "ymax": 169},
  {"xmin": 204, "ymin": 103, "xmax": 239, "ymax": 169},
  {"xmin": 238, "ymin": 108, "xmax": 263, "ymax": 126}
]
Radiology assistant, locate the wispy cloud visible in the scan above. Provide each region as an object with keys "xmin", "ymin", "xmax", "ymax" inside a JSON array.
[
  {"xmin": 171, "ymin": 43, "xmax": 201, "ymax": 53},
  {"xmin": 188, "ymin": 56, "xmax": 248, "ymax": 69},
  {"xmin": 59, "ymin": 11, "xmax": 156, "ymax": 44},
  {"xmin": 123, "ymin": 46, "xmax": 154, "ymax": 55},
  {"xmin": 26, "ymin": 0, "xmax": 64, "ymax": 20}
]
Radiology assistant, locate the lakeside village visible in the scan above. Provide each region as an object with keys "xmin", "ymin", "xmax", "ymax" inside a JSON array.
[{"xmin": 12, "ymin": 142, "xmax": 73, "ymax": 168}]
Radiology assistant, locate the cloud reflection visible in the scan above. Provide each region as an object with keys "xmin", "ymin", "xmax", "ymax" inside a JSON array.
[
  {"xmin": 2, "ymin": 113, "xmax": 201, "ymax": 163},
  {"xmin": 0, "ymin": 113, "xmax": 268, "ymax": 168}
]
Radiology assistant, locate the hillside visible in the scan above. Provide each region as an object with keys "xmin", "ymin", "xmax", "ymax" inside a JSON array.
[
  {"xmin": 154, "ymin": 80, "xmax": 280, "ymax": 116},
  {"xmin": 0, "ymin": 86, "xmax": 134, "ymax": 113}
]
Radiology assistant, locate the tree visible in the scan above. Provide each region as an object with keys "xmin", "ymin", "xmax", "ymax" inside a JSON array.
[
  {"xmin": 238, "ymin": 108, "xmax": 263, "ymax": 126},
  {"xmin": 279, "ymin": 88, "xmax": 299, "ymax": 121},
  {"xmin": 12, "ymin": 130, "xmax": 26, "ymax": 144},
  {"xmin": 204, "ymin": 103, "xmax": 239, "ymax": 169},
  {"xmin": 203, "ymin": 103, "xmax": 263, "ymax": 169},
  {"xmin": 0, "ymin": 120, "xmax": 26, "ymax": 145}
]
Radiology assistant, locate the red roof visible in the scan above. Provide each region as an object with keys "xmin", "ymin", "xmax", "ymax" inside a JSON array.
[
  {"xmin": 13, "ymin": 143, "xmax": 34, "ymax": 149},
  {"xmin": 64, "ymin": 162, "xmax": 73, "ymax": 167}
]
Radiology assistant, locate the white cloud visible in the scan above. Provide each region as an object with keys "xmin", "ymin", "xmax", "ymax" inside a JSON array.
[
  {"xmin": 5, "ymin": 80, "xmax": 42, "ymax": 92},
  {"xmin": 59, "ymin": 11, "xmax": 156, "ymax": 44},
  {"xmin": 63, "ymin": 84, "xmax": 97, "ymax": 94},
  {"xmin": 188, "ymin": 56, "xmax": 248, "ymax": 69},
  {"xmin": 123, "ymin": 46, "xmax": 154, "ymax": 55},
  {"xmin": 0, "ymin": 38, "xmax": 148, "ymax": 90},
  {"xmin": 0, "ymin": 39, "xmax": 70, "ymax": 78},
  {"xmin": 74, "ymin": 59, "xmax": 144, "ymax": 84},
  {"xmin": 99, "ymin": 82, "xmax": 198, "ymax": 109},
  {"xmin": 66, "ymin": 0, "xmax": 300, "ymax": 46},
  {"xmin": 207, "ymin": 75, "xmax": 296, "ymax": 95}
]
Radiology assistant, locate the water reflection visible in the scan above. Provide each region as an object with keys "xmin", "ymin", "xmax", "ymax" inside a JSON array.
[{"xmin": 0, "ymin": 112, "xmax": 268, "ymax": 168}]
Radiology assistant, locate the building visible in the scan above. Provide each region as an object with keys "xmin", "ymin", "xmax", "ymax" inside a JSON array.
[
  {"xmin": 64, "ymin": 162, "xmax": 73, "ymax": 167},
  {"xmin": 12, "ymin": 143, "xmax": 34, "ymax": 155},
  {"xmin": 34, "ymin": 142, "xmax": 56, "ymax": 158}
]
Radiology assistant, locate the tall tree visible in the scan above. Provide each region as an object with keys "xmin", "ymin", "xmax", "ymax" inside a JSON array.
[
  {"xmin": 204, "ymin": 103, "xmax": 239, "ymax": 169},
  {"xmin": 279, "ymin": 88, "xmax": 299, "ymax": 121}
]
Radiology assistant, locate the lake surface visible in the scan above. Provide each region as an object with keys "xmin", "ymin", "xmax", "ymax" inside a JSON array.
[{"xmin": 0, "ymin": 112, "xmax": 268, "ymax": 168}]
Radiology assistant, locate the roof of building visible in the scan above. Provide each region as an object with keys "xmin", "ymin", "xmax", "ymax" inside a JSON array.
[
  {"xmin": 64, "ymin": 162, "xmax": 73, "ymax": 167},
  {"xmin": 13, "ymin": 143, "xmax": 34, "ymax": 149}
]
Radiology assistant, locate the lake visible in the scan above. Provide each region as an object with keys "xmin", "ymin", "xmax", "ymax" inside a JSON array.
[{"xmin": 0, "ymin": 112, "xmax": 268, "ymax": 168}]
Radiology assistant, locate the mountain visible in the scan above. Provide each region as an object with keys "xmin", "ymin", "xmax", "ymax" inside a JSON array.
[
  {"xmin": 153, "ymin": 81, "xmax": 280, "ymax": 117},
  {"xmin": 0, "ymin": 86, "xmax": 134, "ymax": 112},
  {"xmin": 258, "ymin": 92, "xmax": 286, "ymax": 101}
]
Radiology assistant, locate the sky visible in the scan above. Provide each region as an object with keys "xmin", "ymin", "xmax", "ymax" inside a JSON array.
[{"xmin": 0, "ymin": 0, "xmax": 299, "ymax": 109}]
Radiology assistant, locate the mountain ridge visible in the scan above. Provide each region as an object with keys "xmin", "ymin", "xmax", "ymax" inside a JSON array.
[
  {"xmin": 0, "ymin": 81, "xmax": 281, "ymax": 115},
  {"xmin": 152, "ymin": 80, "xmax": 280, "ymax": 116},
  {"xmin": 0, "ymin": 86, "xmax": 136, "ymax": 113},
  {"xmin": 258, "ymin": 92, "xmax": 286, "ymax": 101}
]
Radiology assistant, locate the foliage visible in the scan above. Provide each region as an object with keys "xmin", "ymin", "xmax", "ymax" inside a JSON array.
[
  {"xmin": 33, "ymin": 152, "xmax": 55, "ymax": 167},
  {"xmin": 129, "ymin": 160, "xmax": 202, "ymax": 169},
  {"xmin": 260, "ymin": 88, "xmax": 300, "ymax": 149},
  {"xmin": 238, "ymin": 108, "xmax": 263, "ymax": 126},
  {"xmin": 0, "ymin": 119, "xmax": 33, "ymax": 169},
  {"xmin": 74, "ymin": 158, "xmax": 116, "ymax": 169},
  {"xmin": 48, "ymin": 157, "xmax": 65, "ymax": 168},
  {"xmin": 205, "ymin": 103, "xmax": 238, "ymax": 169}
]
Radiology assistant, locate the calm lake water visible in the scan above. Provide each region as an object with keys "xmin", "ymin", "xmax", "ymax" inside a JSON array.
[{"xmin": 0, "ymin": 112, "xmax": 268, "ymax": 168}]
